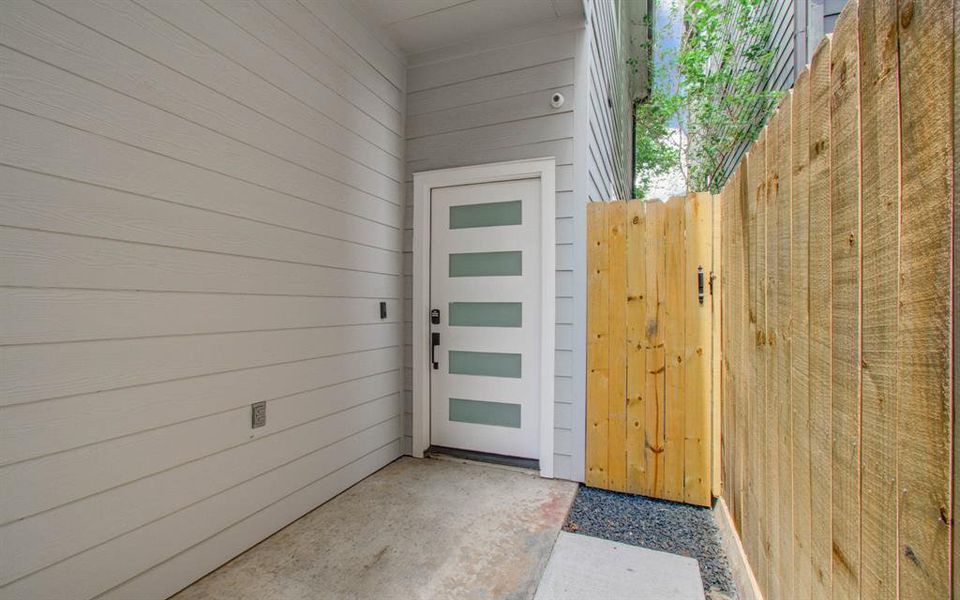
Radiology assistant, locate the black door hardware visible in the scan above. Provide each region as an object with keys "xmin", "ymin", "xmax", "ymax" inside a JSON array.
[{"xmin": 697, "ymin": 266, "xmax": 704, "ymax": 305}]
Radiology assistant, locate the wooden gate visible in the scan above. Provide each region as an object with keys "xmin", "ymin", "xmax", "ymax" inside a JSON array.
[{"xmin": 586, "ymin": 194, "xmax": 719, "ymax": 506}]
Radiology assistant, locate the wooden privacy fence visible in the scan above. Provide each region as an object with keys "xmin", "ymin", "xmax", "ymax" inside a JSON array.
[
  {"xmin": 586, "ymin": 195, "xmax": 720, "ymax": 507},
  {"xmin": 719, "ymin": 0, "xmax": 955, "ymax": 599}
]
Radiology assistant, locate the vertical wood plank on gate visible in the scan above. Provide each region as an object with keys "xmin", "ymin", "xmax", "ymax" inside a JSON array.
[
  {"xmin": 586, "ymin": 202, "xmax": 609, "ymax": 488},
  {"xmin": 896, "ymin": 0, "xmax": 954, "ymax": 596},
  {"xmin": 626, "ymin": 200, "xmax": 648, "ymax": 491},
  {"xmin": 746, "ymin": 135, "xmax": 766, "ymax": 589},
  {"xmin": 662, "ymin": 197, "xmax": 686, "ymax": 502},
  {"xmin": 807, "ymin": 34, "xmax": 834, "ymax": 600},
  {"xmin": 829, "ymin": 6, "xmax": 862, "ymax": 598},
  {"xmin": 711, "ymin": 191, "xmax": 722, "ymax": 500},
  {"xmin": 644, "ymin": 201, "xmax": 667, "ymax": 497},
  {"xmin": 763, "ymin": 107, "xmax": 781, "ymax": 598},
  {"xmin": 789, "ymin": 66, "xmax": 813, "ymax": 600},
  {"xmin": 775, "ymin": 91, "xmax": 794, "ymax": 599},
  {"xmin": 683, "ymin": 193, "xmax": 712, "ymax": 506},
  {"xmin": 858, "ymin": 0, "xmax": 900, "ymax": 597},
  {"xmin": 606, "ymin": 201, "xmax": 628, "ymax": 492}
]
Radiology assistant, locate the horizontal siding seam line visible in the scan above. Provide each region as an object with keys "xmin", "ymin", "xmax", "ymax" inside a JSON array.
[
  {"xmin": 406, "ymin": 151, "xmax": 574, "ymax": 174},
  {"xmin": 405, "ymin": 23, "xmax": 582, "ymax": 71},
  {"xmin": 0, "ymin": 285, "xmax": 401, "ymax": 301},
  {"xmin": 0, "ymin": 319, "xmax": 403, "ymax": 348},
  {"xmin": 0, "ymin": 224, "xmax": 402, "ymax": 277},
  {"xmin": 1, "ymin": 343, "xmax": 404, "ymax": 409},
  {"xmin": 405, "ymin": 109, "xmax": 574, "ymax": 142},
  {"xmin": 407, "ymin": 56, "xmax": 574, "ymax": 98},
  {"xmin": 0, "ymin": 163, "xmax": 403, "ymax": 251},
  {"xmin": 2, "ymin": 418, "xmax": 402, "ymax": 586},
  {"xmin": 408, "ymin": 82, "xmax": 576, "ymax": 117},
  {"xmin": 0, "ymin": 367, "xmax": 403, "ymax": 469}
]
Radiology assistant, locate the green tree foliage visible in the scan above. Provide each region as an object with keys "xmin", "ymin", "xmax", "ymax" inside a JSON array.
[{"xmin": 633, "ymin": 0, "xmax": 781, "ymax": 196}]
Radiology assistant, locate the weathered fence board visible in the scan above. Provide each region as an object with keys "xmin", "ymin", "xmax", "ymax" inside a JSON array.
[
  {"xmin": 790, "ymin": 67, "xmax": 812, "ymax": 600},
  {"xmin": 830, "ymin": 7, "xmax": 862, "ymax": 598},
  {"xmin": 859, "ymin": 0, "xmax": 900, "ymax": 596},
  {"xmin": 896, "ymin": 0, "xmax": 954, "ymax": 597},
  {"xmin": 807, "ymin": 33, "xmax": 834, "ymax": 600},
  {"xmin": 718, "ymin": 0, "xmax": 955, "ymax": 598}
]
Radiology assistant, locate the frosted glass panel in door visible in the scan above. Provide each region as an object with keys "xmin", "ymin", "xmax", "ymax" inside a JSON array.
[
  {"xmin": 449, "ymin": 302, "xmax": 522, "ymax": 327},
  {"xmin": 448, "ymin": 350, "xmax": 521, "ymax": 378},
  {"xmin": 448, "ymin": 251, "xmax": 522, "ymax": 277},
  {"xmin": 449, "ymin": 398, "xmax": 521, "ymax": 428},
  {"xmin": 449, "ymin": 200, "xmax": 522, "ymax": 229}
]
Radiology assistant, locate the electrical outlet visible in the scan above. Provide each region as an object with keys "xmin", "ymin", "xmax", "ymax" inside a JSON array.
[{"xmin": 251, "ymin": 401, "xmax": 266, "ymax": 428}]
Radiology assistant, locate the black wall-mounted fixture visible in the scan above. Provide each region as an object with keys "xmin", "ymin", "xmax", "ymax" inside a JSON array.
[{"xmin": 379, "ymin": 301, "xmax": 387, "ymax": 319}]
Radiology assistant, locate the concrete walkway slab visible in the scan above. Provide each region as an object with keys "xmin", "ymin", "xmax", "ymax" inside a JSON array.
[
  {"xmin": 534, "ymin": 532, "xmax": 706, "ymax": 600},
  {"xmin": 172, "ymin": 456, "xmax": 577, "ymax": 600}
]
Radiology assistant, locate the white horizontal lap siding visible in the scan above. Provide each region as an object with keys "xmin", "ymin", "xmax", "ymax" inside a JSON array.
[
  {"xmin": 0, "ymin": 0, "xmax": 405, "ymax": 598},
  {"xmin": 401, "ymin": 20, "xmax": 581, "ymax": 479}
]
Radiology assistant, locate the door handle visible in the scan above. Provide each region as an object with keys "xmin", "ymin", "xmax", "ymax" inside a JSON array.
[{"xmin": 431, "ymin": 332, "xmax": 440, "ymax": 370}]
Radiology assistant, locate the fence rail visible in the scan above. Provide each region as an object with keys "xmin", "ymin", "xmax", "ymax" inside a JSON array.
[{"xmin": 718, "ymin": 0, "xmax": 955, "ymax": 598}]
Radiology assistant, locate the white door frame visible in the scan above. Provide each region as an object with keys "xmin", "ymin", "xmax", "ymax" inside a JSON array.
[{"xmin": 412, "ymin": 158, "xmax": 556, "ymax": 478}]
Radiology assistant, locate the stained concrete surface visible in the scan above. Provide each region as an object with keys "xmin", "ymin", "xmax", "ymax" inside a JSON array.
[
  {"xmin": 534, "ymin": 532, "xmax": 706, "ymax": 600},
  {"xmin": 172, "ymin": 456, "xmax": 578, "ymax": 600}
]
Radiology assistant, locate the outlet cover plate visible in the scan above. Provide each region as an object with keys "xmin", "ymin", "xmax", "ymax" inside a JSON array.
[{"xmin": 251, "ymin": 401, "xmax": 266, "ymax": 428}]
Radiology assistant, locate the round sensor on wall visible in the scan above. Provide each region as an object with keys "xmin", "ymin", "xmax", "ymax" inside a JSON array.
[{"xmin": 550, "ymin": 92, "xmax": 565, "ymax": 108}]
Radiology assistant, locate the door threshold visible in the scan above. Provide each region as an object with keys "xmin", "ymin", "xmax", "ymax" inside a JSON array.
[{"xmin": 426, "ymin": 446, "xmax": 539, "ymax": 472}]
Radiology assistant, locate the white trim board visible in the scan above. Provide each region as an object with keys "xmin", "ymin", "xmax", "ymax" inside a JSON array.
[{"xmin": 412, "ymin": 158, "xmax": 557, "ymax": 478}]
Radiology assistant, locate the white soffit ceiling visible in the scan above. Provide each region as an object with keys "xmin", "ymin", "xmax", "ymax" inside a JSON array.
[{"xmin": 351, "ymin": 0, "xmax": 584, "ymax": 56}]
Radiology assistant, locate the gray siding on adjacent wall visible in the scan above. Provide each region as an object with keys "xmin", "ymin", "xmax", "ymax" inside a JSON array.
[
  {"xmin": 715, "ymin": 0, "xmax": 849, "ymax": 182},
  {"xmin": 584, "ymin": 0, "xmax": 633, "ymax": 202},
  {"xmin": 0, "ymin": 1, "xmax": 404, "ymax": 598},
  {"xmin": 401, "ymin": 16, "xmax": 582, "ymax": 480}
]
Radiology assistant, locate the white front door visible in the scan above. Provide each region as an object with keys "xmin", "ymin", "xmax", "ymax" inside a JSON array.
[{"xmin": 429, "ymin": 178, "xmax": 541, "ymax": 459}]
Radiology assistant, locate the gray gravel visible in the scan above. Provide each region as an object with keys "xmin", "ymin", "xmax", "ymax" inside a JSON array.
[{"xmin": 563, "ymin": 486, "xmax": 737, "ymax": 599}]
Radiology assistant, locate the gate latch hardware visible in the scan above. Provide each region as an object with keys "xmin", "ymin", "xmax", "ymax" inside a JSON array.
[
  {"xmin": 697, "ymin": 266, "xmax": 704, "ymax": 305},
  {"xmin": 431, "ymin": 332, "xmax": 440, "ymax": 370}
]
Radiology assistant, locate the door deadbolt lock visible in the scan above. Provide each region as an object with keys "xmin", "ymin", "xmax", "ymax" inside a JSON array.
[{"xmin": 431, "ymin": 309, "xmax": 440, "ymax": 325}]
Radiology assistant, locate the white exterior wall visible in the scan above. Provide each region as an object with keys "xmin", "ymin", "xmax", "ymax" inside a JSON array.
[
  {"xmin": 0, "ymin": 1, "xmax": 405, "ymax": 598},
  {"xmin": 401, "ymin": 16, "xmax": 582, "ymax": 480}
]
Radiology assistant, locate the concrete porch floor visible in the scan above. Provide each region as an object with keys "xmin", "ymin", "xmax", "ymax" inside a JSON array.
[{"xmin": 172, "ymin": 456, "xmax": 578, "ymax": 600}]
